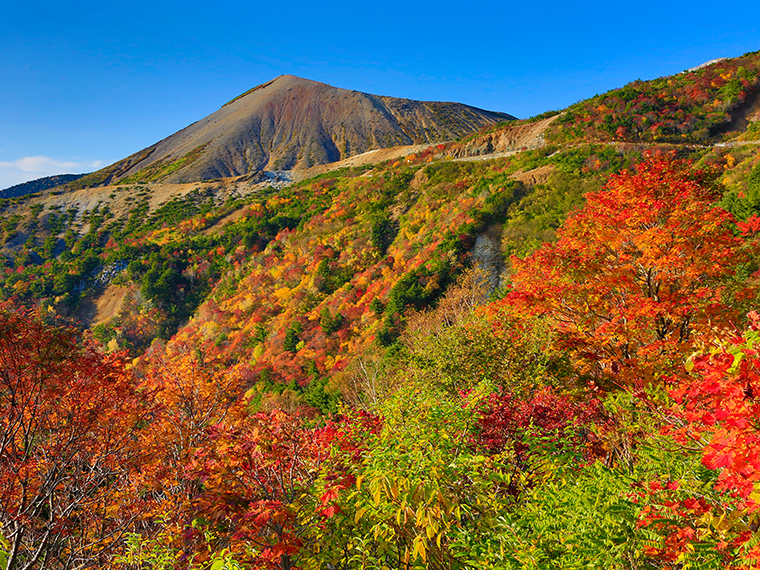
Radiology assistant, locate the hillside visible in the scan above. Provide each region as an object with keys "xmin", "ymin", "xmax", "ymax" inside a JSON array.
[
  {"xmin": 3, "ymin": 50, "xmax": 760, "ymax": 569},
  {"xmin": 1, "ymin": 52, "xmax": 760, "ymax": 367},
  {"xmin": 66, "ymin": 75, "xmax": 514, "ymax": 188},
  {"xmin": 0, "ymin": 173, "xmax": 85, "ymax": 198},
  {"xmin": 544, "ymin": 49, "xmax": 760, "ymax": 144},
  {"xmin": 2, "ymin": 51, "xmax": 760, "ymax": 365}
]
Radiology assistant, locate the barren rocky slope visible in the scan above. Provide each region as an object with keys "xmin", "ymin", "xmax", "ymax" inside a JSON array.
[{"xmin": 70, "ymin": 75, "xmax": 514, "ymax": 187}]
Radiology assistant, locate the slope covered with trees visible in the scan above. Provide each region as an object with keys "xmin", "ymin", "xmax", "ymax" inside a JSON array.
[
  {"xmin": 546, "ymin": 49, "xmax": 760, "ymax": 143},
  {"xmin": 3, "ymin": 50, "xmax": 760, "ymax": 568}
]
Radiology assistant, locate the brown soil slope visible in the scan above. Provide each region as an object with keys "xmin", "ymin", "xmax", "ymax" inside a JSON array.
[
  {"xmin": 74, "ymin": 76, "xmax": 514, "ymax": 187},
  {"xmin": 448, "ymin": 115, "xmax": 559, "ymax": 159}
]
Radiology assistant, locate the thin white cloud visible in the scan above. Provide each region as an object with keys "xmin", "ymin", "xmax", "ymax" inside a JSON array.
[{"xmin": 0, "ymin": 156, "xmax": 105, "ymax": 189}]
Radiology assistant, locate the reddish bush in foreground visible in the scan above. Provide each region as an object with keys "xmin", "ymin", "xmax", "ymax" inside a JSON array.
[{"xmin": 0, "ymin": 306, "xmax": 144, "ymax": 569}]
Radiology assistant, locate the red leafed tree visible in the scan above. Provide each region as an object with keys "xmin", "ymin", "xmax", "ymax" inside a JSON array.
[
  {"xmin": 189, "ymin": 411, "xmax": 341, "ymax": 569},
  {"xmin": 476, "ymin": 387, "xmax": 602, "ymax": 500},
  {"xmin": 0, "ymin": 306, "xmax": 144, "ymax": 569},
  {"xmin": 633, "ymin": 313, "xmax": 760, "ymax": 565},
  {"xmin": 508, "ymin": 156, "xmax": 747, "ymax": 388},
  {"xmin": 477, "ymin": 387, "xmax": 601, "ymax": 457},
  {"xmin": 669, "ymin": 312, "xmax": 760, "ymax": 501}
]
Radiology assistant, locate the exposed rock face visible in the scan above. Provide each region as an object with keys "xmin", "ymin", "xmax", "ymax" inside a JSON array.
[
  {"xmin": 81, "ymin": 76, "xmax": 515, "ymax": 186},
  {"xmin": 447, "ymin": 115, "xmax": 558, "ymax": 160},
  {"xmin": 471, "ymin": 225, "xmax": 506, "ymax": 294}
]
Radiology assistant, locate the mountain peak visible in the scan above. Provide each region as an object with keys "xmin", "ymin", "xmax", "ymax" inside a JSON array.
[{"xmin": 76, "ymin": 79, "xmax": 515, "ymax": 186}]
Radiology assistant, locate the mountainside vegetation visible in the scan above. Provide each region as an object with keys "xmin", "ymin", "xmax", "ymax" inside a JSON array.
[
  {"xmin": 3, "ymin": 50, "xmax": 760, "ymax": 569},
  {"xmin": 545, "ymin": 49, "xmax": 760, "ymax": 144}
]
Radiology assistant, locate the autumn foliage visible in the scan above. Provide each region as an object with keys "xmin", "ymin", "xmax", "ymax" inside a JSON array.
[
  {"xmin": 189, "ymin": 411, "xmax": 342, "ymax": 569},
  {"xmin": 509, "ymin": 157, "xmax": 748, "ymax": 388},
  {"xmin": 0, "ymin": 306, "xmax": 144, "ymax": 569},
  {"xmin": 550, "ymin": 51, "xmax": 760, "ymax": 143},
  {"xmin": 6, "ymin": 140, "xmax": 760, "ymax": 569},
  {"xmin": 670, "ymin": 311, "xmax": 760, "ymax": 501}
]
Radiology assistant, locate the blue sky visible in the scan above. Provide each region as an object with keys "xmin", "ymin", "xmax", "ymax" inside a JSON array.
[{"xmin": 1, "ymin": 0, "xmax": 759, "ymax": 188}]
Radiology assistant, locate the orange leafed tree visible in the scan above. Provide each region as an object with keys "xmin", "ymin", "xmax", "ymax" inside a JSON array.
[
  {"xmin": 0, "ymin": 306, "xmax": 144, "ymax": 569},
  {"xmin": 133, "ymin": 344, "xmax": 243, "ymax": 529},
  {"xmin": 507, "ymin": 157, "xmax": 748, "ymax": 388}
]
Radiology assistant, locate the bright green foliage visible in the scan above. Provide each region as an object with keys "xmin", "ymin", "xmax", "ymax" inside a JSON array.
[
  {"xmin": 117, "ymin": 529, "xmax": 245, "ymax": 570},
  {"xmin": 446, "ymin": 388, "xmax": 743, "ymax": 570},
  {"xmin": 0, "ymin": 532, "xmax": 8, "ymax": 570},
  {"xmin": 449, "ymin": 458, "xmax": 645, "ymax": 569},
  {"xmin": 312, "ymin": 381, "xmax": 512, "ymax": 570},
  {"xmin": 117, "ymin": 530, "xmax": 182, "ymax": 570},
  {"xmin": 501, "ymin": 436, "xmax": 741, "ymax": 570},
  {"xmin": 403, "ymin": 305, "xmax": 562, "ymax": 395},
  {"xmin": 723, "ymin": 160, "xmax": 760, "ymax": 220}
]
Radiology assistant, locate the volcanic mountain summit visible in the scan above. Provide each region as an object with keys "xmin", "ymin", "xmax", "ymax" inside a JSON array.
[{"xmin": 79, "ymin": 75, "xmax": 515, "ymax": 186}]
